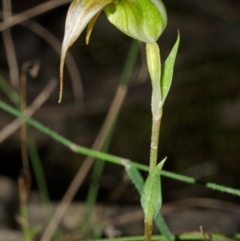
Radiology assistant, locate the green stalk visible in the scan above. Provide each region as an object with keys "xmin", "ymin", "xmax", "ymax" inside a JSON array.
[
  {"xmin": 1, "ymin": 100, "xmax": 240, "ymax": 197},
  {"xmin": 143, "ymin": 34, "xmax": 180, "ymax": 240},
  {"xmin": 146, "ymin": 40, "xmax": 162, "ymax": 174},
  {"xmin": 145, "ymin": 42, "xmax": 162, "ymax": 241},
  {"xmin": 149, "ymin": 108, "xmax": 162, "ymax": 173}
]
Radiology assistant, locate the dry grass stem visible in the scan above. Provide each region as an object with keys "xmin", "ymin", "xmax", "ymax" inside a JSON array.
[
  {"xmin": 19, "ymin": 60, "xmax": 41, "ymax": 196},
  {"xmin": 106, "ymin": 173, "xmax": 130, "ymax": 203},
  {"xmin": 17, "ymin": 175, "xmax": 30, "ymax": 234},
  {"xmin": 40, "ymin": 85, "xmax": 128, "ymax": 241},
  {"xmin": 0, "ymin": 0, "xmax": 72, "ymax": 32},
  {"xmin": 2, "ymin": 0, "xmax": 19, "ymax": 89}
]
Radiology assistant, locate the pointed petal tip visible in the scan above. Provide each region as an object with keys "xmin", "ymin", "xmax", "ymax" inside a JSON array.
[
  {"xmin": 58, "ymin": 76, "xmax": 63, "ymax": 103},
  {"xmin": 59, "ymin": 50, "xmax": 66, "ymax": 103},
  {"xmin": 58, "ymin": 93, "xmax": 62, "ymax": 103}
]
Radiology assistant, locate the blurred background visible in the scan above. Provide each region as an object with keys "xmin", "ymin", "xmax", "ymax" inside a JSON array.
[{"xmin": 0, "ymin": 0, "xmax": 240, "ymax": 238}]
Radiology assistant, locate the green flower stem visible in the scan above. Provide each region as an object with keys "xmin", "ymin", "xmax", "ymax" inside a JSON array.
[
  {"xmin": 144, "ymin": 132, "xmax": 161, "ymax": 241},
  {"xmin": 149, "ymin": 108, "xmax": 162, "ymax": 173},
  {"xmin": 143, "ymin": 32, "xmax": 179, "ymax": 241},
  {"xmin": 144, "ymin": 222, "xmax": 153, "ymax": 241},
  {"xmin": 146, "ymin": 43, "xmax": 161, "ymax": 119},
  {"xmin": 145, "ymin": 41, "xmax": 163, "ymax": 241},
  {"xmin": 144, "ymin": 110, "xmax": 162, "ymax": 241},
  {"xmin": 146, "ymin": 42, "xmax": 162, "ymax": 174}
]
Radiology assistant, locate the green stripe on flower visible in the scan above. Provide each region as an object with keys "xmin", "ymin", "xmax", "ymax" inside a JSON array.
[{"xmin": 104, "ymin": 0, "xmax": 167, "ymax": 43}]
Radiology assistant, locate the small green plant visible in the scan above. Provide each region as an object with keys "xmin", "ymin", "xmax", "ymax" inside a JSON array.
[
  {"xmin": 59, "ymin": 0, "xmax": 179, "ymax": 241},
  {"xmin": 1, "ymin": 1, "xmax": 240, "ymax": 241}
]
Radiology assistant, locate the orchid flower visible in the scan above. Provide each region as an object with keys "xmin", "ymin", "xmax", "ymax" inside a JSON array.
[{"xmin": 59, "ymin": 0, "xmax": 178, "ymax": 104}]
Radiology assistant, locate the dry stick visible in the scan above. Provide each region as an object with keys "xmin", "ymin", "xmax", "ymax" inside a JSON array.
[
  {"xmin": 0, "ymin": 78, "xmax": 57, "ymax": 142},
  {"xmin": 19, "ymin": 60, "xmax": 41, "ymax": 196},
  {"xmin": 107, "ymin": 173, "xmax": 130, "ymax": 203},
  {"xmin": 40, "ymin": 85, "xmax": 128, "ymax": 241},
  {"xmin": 2, "ymin": 0, "xmax": 19, "ymax": 89},
  {"xmin": 19, "ymin": 62, "xmax": 32, "ymax": 196},
  {"xmin": 18, "ymin": 175, "xmax": 31, "ymax": 239},
  {"xmin": 0, "ymin": 0, "xmax": 71, "ymax": 31},
  {"xmin": 200, "ymin": 226, "xmax": 208, "ymax": 241}
]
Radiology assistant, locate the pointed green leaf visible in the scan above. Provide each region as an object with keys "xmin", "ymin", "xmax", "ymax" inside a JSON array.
[
  {"xmin": 140, "ymin": 158, "xmax": 166, "ymax": 221},
  {"xmin": 124, "ymin": 163, "xmax": 171, "ymax": 241},
  {"xmin": 123, "ymin": 160, "xmax": 172, "ymax": 240},
  {"xmin": 59, "ymin": 0, "xmax": 113, "ymax": 102},
  {"xmin": 161, "ymin": 31, "xmax": 180, "ymax": 104}
]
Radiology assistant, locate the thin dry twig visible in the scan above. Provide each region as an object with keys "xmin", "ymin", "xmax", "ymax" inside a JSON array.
[
  {"xmin": 40, "ymin": 85, "xmax": 128, "ymax": 241},
  {"xmin": 107, "ymin": 172, "xmax": 130, "ymax": 203},
  {"xmin": 0, "ymin": 78, "xmax": 57, "ymax": 142},
  {"xmin": 17, "ymin": 175, "xmax": 30, "ymax": 236},
  {"xmin": 0, "ymin": 0, "xmax": 71, "ymax": 31},
  {"xmin": 200, "ymin": 226, "xmax": 209, "ymax": 241},
  {"xmin": 2, "ymin": 0, "xmax": 19, "ymax": 89},
  {"xmin": 19, "ymin": 60, "xmax": 41, "ymax": 197}
]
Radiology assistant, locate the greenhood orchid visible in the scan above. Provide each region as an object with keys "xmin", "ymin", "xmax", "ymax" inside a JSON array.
[{"xmin": 59, "ymin": 1, "xmax": 179, "ymax": 240}]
